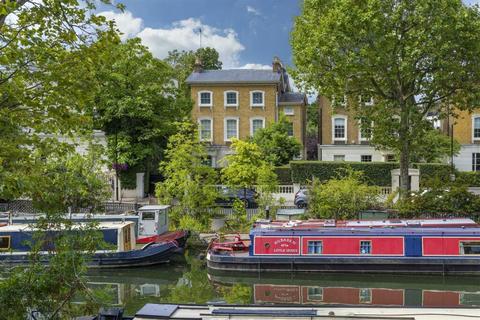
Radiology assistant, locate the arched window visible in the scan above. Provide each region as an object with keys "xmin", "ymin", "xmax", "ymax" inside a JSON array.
[
  {"xmin": 332, "ymin": 115, "xmax": 347, "ymax": 142},
  {"xmin": 198, "ymin": 91, "xmax": 213, "ymax": 107}
]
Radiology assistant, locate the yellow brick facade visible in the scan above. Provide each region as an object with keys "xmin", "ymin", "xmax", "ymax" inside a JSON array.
[
  {"xmin": 190, "ymin": 85, "xmax": 306, "ymax": 153},
  {"xmin": 190, "ymin": 84, "xmax": 278, "ymax": 144},
  {"xmin": 452, "ymin": 109, "xmax": 480, "ymax": 144}
]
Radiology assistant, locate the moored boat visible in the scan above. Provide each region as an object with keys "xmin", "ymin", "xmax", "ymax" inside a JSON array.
[
  {"xmin": 0, "ymin": 221, "xmax": 183, "ymax": 268},
  {"xmin": 207, "ymin": 218, "xmax": 480, "ymax": 275}
]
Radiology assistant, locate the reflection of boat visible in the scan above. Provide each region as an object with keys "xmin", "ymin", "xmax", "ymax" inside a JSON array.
[
  {"xmin": 207, "ymin": 218, "xmax": 480, "ymax": 274},
  {"xmin": 208, "ymin": 272, "xmax": 480, "ymax": 308},
  {"xmin": 0, "ymin": 221, "xmax": 183, "ymax": 268}
]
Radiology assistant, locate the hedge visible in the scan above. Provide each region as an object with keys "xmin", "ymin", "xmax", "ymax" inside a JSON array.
[
  {"xmin": 275, "ymin": 166, "xmax": 292, "ymax": 184},
  {"xmin": 290, "ymin": 161, "xmax": 452, "ymax": 186},
  {"xmin": 290, "ymin": 161, "xmax": 398, "ymax": 186},
  {"xmin": 414, "ymin": 163, "xmax": 451, "ymax": 186},
  {"xmin": 457, "ymin": 172, "xmax": 480, "ymax": 187}
]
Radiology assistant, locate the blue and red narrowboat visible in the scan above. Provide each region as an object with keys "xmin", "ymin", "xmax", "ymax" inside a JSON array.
[{"xmin": 207, "ymin": 218, "xmax": 480, "ymax": 275}]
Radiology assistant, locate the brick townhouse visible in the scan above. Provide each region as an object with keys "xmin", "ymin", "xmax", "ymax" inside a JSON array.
[{"xmin": 186, "ymin": 57, "xmax": 307, "ymax": 167}]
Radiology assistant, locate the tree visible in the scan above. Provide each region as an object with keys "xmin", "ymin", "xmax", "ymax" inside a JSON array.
[
  {"xmin": 155, "ymin": 122, "xmax": 219, "ymax": 231},
  {"xmin": 306, "ymin": 102, "xmax": 319, "ymax": 160},
  {"xmin": 93, "ymin": 38, "xmax": 192, "ymax": 193},
  {"xmin": 409, "ymin": 129, "xmax": 460, "ymax": 163},
  {"xmin": 0, "ymin": 0, "xmax": 119, "ymax": 201},
  {"xmin": 165, "ymin": 47, "xmax": 222, "ymax": 97},
  {"xmin": 0, "ymin": 150, "xmax": 111, "ymax": 319},
  {"xmin": 251, "ymin": 115, "xmax": 302, "ymax": 166},
  {"xmin": 307, "ymin": 168, "xmax": 380, "ymax": 220},
  {"xmin": 291, "ymin": 0, "xmax": 480, "ymax": 196},
  {"xmin": 221, "ymin": 139, "xmax": 277, "ymax": 207}
]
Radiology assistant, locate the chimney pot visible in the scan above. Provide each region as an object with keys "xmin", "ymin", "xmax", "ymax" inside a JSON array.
[
  {"xmin": 272, "ymin": 56, "xmax": 283, "ymax": 73},
  {"xmin": 194, "ymin": 56, "xmax": 203, "ymax": 73}
]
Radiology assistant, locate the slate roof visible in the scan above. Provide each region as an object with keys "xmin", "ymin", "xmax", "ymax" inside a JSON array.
[
  {"xmin": 278, "ymin": 92, "xmax": 306, "ymax": 104},
  {"xmin": 186, "ymin": 69, "xmax": 281, "ymax": 84}
]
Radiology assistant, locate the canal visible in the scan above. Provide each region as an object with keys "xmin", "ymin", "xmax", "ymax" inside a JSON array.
[{"xmin": 86, "ymin": 250, "xmax": 480, "ymax": 315}]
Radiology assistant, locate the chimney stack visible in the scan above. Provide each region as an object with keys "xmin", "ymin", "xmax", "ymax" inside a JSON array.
[
  {"xmin": 272, "ymin": 56, "xmax": 283, "ymax": 73},
  {"xmin": 194, "ymin": 56, "xmax": 203, "ymax": 73}
]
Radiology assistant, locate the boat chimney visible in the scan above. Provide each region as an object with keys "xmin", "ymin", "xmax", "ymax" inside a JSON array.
[{"xmin": 7, "ymin": 211, "xmax": 12, "ymax": 226}]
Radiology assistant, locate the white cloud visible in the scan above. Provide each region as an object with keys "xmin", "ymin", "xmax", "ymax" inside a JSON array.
[
  {"xmin": 137, "ymin": 18, "xmax": 245, "ymax": 68},
  {"xmin": 96, "ymin": 11, "xmax": 246, "ymax": 68},
  {"xmin": 246, "ymin": 5, "xmax": 261, "ymax": 16},
  {"xmin": 99, "ymin": 10, "xmax": 143, "ymax": 40},
  {"xmin": 237, "ymin": 63, "xmax": 271, "ymax": 70}
]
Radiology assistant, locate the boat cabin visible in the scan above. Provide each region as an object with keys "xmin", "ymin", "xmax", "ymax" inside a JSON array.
[
  {"xmin": 250, "ymin": 219, "xmax": 480, "ymax": 257},
  {"xmin": 0, "ymin": 221, "xmax": 136, "ymax": 253},
  {"xmin": 137, "ymin": 205, "xmax": 169, "ymax": 237}
]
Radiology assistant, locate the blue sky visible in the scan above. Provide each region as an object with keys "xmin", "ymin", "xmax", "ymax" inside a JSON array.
[{"xmin": 99, "ymin": 0, "xmax": 301, "ymax": 69}]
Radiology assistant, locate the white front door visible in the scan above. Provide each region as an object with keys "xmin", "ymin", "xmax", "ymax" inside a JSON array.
[{"xmin": 140, "ymin": 211, "xmax": 157, "ymax": 236}]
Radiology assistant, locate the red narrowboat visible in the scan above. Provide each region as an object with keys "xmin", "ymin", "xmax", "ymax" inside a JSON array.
[{"xmin": 207, "ymin": 218, "xmax": 480, "ymax": 275}]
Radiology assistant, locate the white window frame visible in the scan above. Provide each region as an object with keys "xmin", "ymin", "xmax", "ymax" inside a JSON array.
[
  {"xmin": 198, "ymin": 117, "xmax": 213, "ymax": 142},
  {"xmin": 332, "ymin": 115, "xmax": 347, "ymax": 142},
  {"xmin": 224, "ymin": 90, "xmax": 239, "ymax": 108},
  {"xmin": 224, "ymin": 117, "xmax": 239, "ymax": 142},
  {"xmin": 361, "ymin": 155, "xmax": 372, "ymax": 162},
  {"xmin": 283, "ymin": 106, "xmax": 294, "ymax": 115},
  {"xmin": 358, "ymin": 95, "xmax": 374, "ymax": 106},
  {"xmin": 198, "ymin": 90, "xmax": 213, "ymax": 107},
  {"xmin": 332, "ymin": 95, "xmax": 347, "ymax": 108},
  {"xmin": 472, "ymin": 115, "xmax": 480, "ymax": 142},
  {"xmin": 250, "ymin": 117, "xmax": 265, "ymax": 136},
  {"xmin": 333, "ymin": 155, "xmax": 345, "ymax": 161},
  {"xmin": 358, "ymin": 120, "xmax": 373, "ymax": 142},
  {"xmin": 250, "ymin": 90, "xmax": 265, "ymax": 108}
]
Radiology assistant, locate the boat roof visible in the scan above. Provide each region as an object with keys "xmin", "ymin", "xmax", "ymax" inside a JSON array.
[
  {"xmin": 254, "ymin": 218, "xmax": 478, "ymax": 230},
  {"xmin": 251, "ymin": 226, "xmax": 480, "ymax": 237},
  {"xmin": 0, "ymin": 221, "xmax": 134, "ymax": 232},
  {"xmin": 138, "ymin": 205, "xmax": 170, "ymax": 210}
]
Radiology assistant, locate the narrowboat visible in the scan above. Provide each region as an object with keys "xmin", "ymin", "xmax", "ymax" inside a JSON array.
[
  {"xmin": 0, "ymin": 205, "xmax": 188, "ymax": 247},
  {"xmin": 0, "ymin": 221, "xmax": 183, "ymax": 268},
  {"xmin": 207, "ymin": 218, "xmax": 480, "ymax": 275}
]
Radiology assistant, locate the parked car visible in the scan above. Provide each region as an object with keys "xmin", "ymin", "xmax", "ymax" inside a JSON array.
[
  {"xmin": 215, "ymin": 187, "xmax": 258, "ymax": 208},
  {"xmin": 294, "ymin": 188, "xmax": 308, "ymax": 208}
]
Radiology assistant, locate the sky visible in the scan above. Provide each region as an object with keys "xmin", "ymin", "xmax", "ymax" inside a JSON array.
[{"xmin": 98, "ymin": 0, "xmax": 302, "ymax": 70}]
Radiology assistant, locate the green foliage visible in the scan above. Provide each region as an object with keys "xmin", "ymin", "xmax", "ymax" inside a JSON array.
[
  {"xmin": 306, "ymin": 102, "xmax": 319, "ymax": 135},
  {"xmin": 165, "ymin": 47, "xmax": 222, "ymax": 97},
  {"xmin": 416, "ymin": 163, "xmax": 452, "ymax": 186},
  {"xmin": 307, "ymin": 168, "xmax": 381, "ymax": 220},
  {"xmin": 223, "ymin": 199, "xmax": 250, "ymax": 233},
  {"xmin": 457, "ymin": 172, "xmax": 480, "ymax": 187},
  {"xmin": 394, "ymin": 179, "xmax": 480, "ymax": 217},
  {"xmin": 291, "ymin": 0, "xmax": 480, "ymax": 193},
  {"xmin": 251, "ymin": 115, "xmax": 301, "ymax": 166},
  {"xmin": 291, "ymin": 161, "xmax": 398, "ymax": 186},
  {"xmin": 93, "ymin": 38, "xmax": 191, "ymax": 190},
  {"xmin": 274, "ymin": 166, "xmax": 292, "ymax": 184},
  {"xmin": 156, "ymin": 122, "xmax": 219, "ymax": 230},
  {"xmin": 410, "ymin": 129, "xmax": 460, "ymax": 163},
  {"xmin": 220, "ymin": 284, "xmax": 253, "ymax": 304}
]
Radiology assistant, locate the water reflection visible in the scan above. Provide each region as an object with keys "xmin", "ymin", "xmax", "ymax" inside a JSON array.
[{"xmin": 84, "ymin": 252, "xmax": 480, "ymax": 312}]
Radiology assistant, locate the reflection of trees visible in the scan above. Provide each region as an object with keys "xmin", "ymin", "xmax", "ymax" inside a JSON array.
[
  {"xmin": 164, "ymin": 254, "xmax": 219, "ymax": 304},
  {"xmin": 220, "ymin": 284, "xmax": 253, "ymax": 304}
]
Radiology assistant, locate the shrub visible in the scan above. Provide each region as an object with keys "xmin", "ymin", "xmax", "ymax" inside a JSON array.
[
  {"xmin": 457, "ymin": 172, "xmax": 480, "ymax": 187},
  {"xmin": 291, "ymin": 161, "xmax": 398, "ymax": 186},
  {"xmin": 307, "ymin": 168, "xmax": 381, "ymax": 219}
]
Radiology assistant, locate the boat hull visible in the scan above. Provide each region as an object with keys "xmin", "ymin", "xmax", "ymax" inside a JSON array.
[
  {"xmin": 207, "ymin": 253, "xmax": 480, "ymax": 275},
  {"xmin": 0, "ymin": 242, "xmax": 183, "ymax": 268}
]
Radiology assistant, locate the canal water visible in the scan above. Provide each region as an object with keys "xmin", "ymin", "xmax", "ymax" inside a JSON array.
[{"xmin": 86, "ymin": 250, "xmax": 480, "ymax": 315}]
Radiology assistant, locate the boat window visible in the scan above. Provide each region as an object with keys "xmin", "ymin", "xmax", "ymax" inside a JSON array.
[
  {"xmin": 359, "ymin": 288, "xmax": 372, "ymax": 303},
  {"xmin": 142, "ymin": 211, "xmax": 156, "ymax": 221},
  {"xmin": 360, "ymin": 241, "xmax": 371, "ymax": 254},
  {"xmin": 307, "ymin": 287, "xmax": 323, "ymax": 301},
  {"xmin": 460, "ymin": 241, "xmax": 480, "ymax": 255},
  {"xmin": 0, "ymin": 236, "xmax": 10, "ymax": 250},
  {"xmin": 307, "ymin": 241, "xmax": 323, "ymax": 254}
]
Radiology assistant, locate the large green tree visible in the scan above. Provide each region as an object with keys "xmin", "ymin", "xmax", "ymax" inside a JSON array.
[
  {"xmin": 93, "ymin": 38, "xmax": 191, "ymax": 192},
  {"xmin": 251, "ymin": 115, "xmax": 302, "ymax": 166},
  {"xmin": 155, "ymin": 122, "xmax": 219, "ymax": 231},
  {"xmin": 291, "ymin": 0, "xmax": 480, "ymax": 195}
]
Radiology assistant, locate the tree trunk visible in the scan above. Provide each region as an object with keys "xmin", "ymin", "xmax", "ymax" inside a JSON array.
[{"xmin": 399, "ymin": 103, "xmax": 411, "ymax": 198}]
